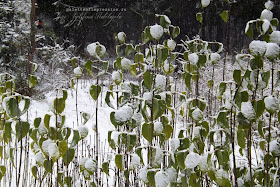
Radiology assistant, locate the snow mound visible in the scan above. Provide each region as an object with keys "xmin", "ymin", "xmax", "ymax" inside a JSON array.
[
  {"xmin": 260, "ymin": 9, "xmax": 273, "ymax": 21},
  {"xmin": 117, "ymin": 32, "xmax": 126, "ymax": 43},
  {"xmin": 198, "ymin": 154, "xmax": 208, "ymax": 172},
  {"xmin": 216, "ymin": 169, "xmax": 229, "ymax": 182},
  {"xmin": 155, "ymin": 171, "xmax": 169, "ymax": 187},
  {"xmin": 115, "ymin": 106, "xmax": 133, "ymax": 123},
  {"xmin": 48, "ymin": 142, "xmax": 60, "ymax": 160},
  {"xmin": 210, "ymin": 52, "xmax": 221, "ymax": 63},
  {"xmin": 185, "ymin": 152, "xmax": 200, "ymax": 168},
  {"xmin": 270, "ymin": 31, "xmax": 280, "ymax": 45},
  {"xmin": 150, "ymin": 24, "xmax": 164, "ymax": 40},
  {"xmin": 139, "ymin": 167, "xmax": 148, "ymax": 183},
  {"xmin": 241, "ymin": 101, "xmax": 256, "ymax": 120},
  {"xmin": 167, "ymin": 39, "xmax": 176, "ymax": 51},
  {"xmin": 121, "ymin": 58, "xmax": 132, "ymax": 70},
  {"xmin": 166, "ymin": 167, "xmax": 177, "ymax": 182},
  {"xmin": 249, "ymin": 40, "xmax": 267, "ymax": 56},
  {"xmin": 152, "ymin": 147, "xmax": 163, "ymax": 167},
  {"xmin": 74, "ymin": 66, "xmax": 82, "ymax": 79},
  {"xmin": 87, "ymin": 42, "xmax": 106, "ymax": 59},
  {"xmin": 188, "ymin": 53, "xmax": 199, "ymax": 65},
  {"xmin": 265, "ymin": 42, "xmax": 280, "ymax": 59},
  {"xmin": 262, "ymin": 19, "xmax": 270, "ymax": 33},
  {"xmin": 35, "ymin": 151, "xmax": 45, "ymax": 166},
  {"xmin": 41, "ymin": 139, "xmax": 54, "ymax": 156},
  {"xmin": 78, "ymin": 126, "xmax": 88, "ymax": 139}
]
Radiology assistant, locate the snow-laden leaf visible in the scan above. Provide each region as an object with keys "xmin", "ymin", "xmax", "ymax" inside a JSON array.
[
  {"xmin": 150, "ymin": 24, "xmax": 164, "ymax": 40},
  {"xmin": 155, "ymin": 171, "xmax": 169, "ymax": 187},
  {"xmin": 117, "ymin": 32, "xmax": 126, "ymax": 44},
  {"xmin": 253, "ymin": 99, "xmax": 265, "ymax": 118},
  {"xmin": 264, "ymin": 96, "xmax": 279, "ymax": 114},
  {"xmin": 129, "ymin": 154, "xmax": 140, "ymax": 170},
  {"xmin": 185, "ymin": 152, "xmax": 200, "ymax": 169},
  {"xmin": 73, "ymin": 67, "xmax": 82, "ymax": 79},
  {"xmin": 241, "ymin": 101, "xmax": 256, "ymax": 120}
]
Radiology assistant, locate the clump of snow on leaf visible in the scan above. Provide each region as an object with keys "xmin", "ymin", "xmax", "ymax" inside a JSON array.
[
  {"xmin": 265, "ymin": 42, "xmax": 280, "ymax": 59},
  {"xmin": 262, "ymin": 19, "xmax": 270, "ymax": 33},
  {"xmin": 87, "ymin": 42, "xmax": 106, "ymax": 59},
  {"xmin": 270, "ymin": 140, "xmax": 280, "ymax": 156},
  {"xmin": 78, "ymin": 126, "xmax": 88, "ymax": 139},
  {"xmin": 167, "ymin": 39, "xmax": 176, "ymax": 51},
  {"xmin": 112, "ymin": 71, "xmax": 122, "ymax": 85},
  {"xmin": 264, "ymin": 96, "xmax": 279, "ymax": 113},
  {"xmin": 155, "ymin": 74, "xmax": 166, "ymax": 91},
  {"xmin": 111, "ymin": 131, "xmax": 121, "ymax": 145},
  {"xmin": 150, "ymin": 24, "xmax": 164, "ymax": 40},
  {"xmin": 48, "ymin": 142, "xmax": 60, "ymax": 161},
  {"xmin": 216, "ymin": 169, "xmax": 229, "ymax": 183},
  {"xmin": 154, "ymin": 122, "xmax": 163, "ymax": 135},
  {"xmin": 115, "ymin": 105, "xmax": 133, "ymax": 123},
  {"xmin": 166, "ymin": 167, "xmax": 177, "ymax": 182},
  {"xmin": 152, "ymin": 147, "xmax": 163, "ymax": 167},
  {"xmin": 249, "ymin": 40, "xmax": 267, "ymax": 56},
  {"xmin": 210, "ymin": 53, "xmax": 221, "ymax": 63},
  {"xmin": 201, "ymin": 0, "xmax": 210, "ymax": 8},
  {"xmin": 74, "ymin": 66, "xmax": 83, "ymax": 79},
  {"xmin": 188, "ymin": 53, "xmax": 199, "ymax": 65},
  {"xmin": 185, "ymin": 152, "xmax": 200, "ymax": 168},
  {"xmin": 121, "ymin": 58, "xmax": 132, "ymax": 70},
  {"xmin": 155, "ymin": 171, "xmax": 169, "ymax": 187},
  {"xmin": 198, "ymin": 154, "xmax": 209, "ymax": 172},
  {"xmin": 139, "ymin": 167, "xmax": 149, "ymax": 183},
  {"xmin": 117, "ymin": 32, "xmax": 126, "ymax": 43},
  {"xmin": 270, "ymin": 31, "xmax": 280, "ymax": 45},
  {"xmin": 35, "ymin": 151, "xmax": 45, "ymax": 166},
  {"xmin": 241, "ymin": 102, "xmax": 256, "ymax": 120},
  {"xmin": 129, "ymin": 154, "xmax": 140, "ymax": 170},
  {"xmin": 85, "ymin": 159, "xmax": 97, "ymax": 173},
  {"xmin": 170, "ymin": 138, "xmax": 180, "ymax": 152},
  {"xmin": 41, "ymin": 139, "xmax": 54, "ymax": 156},
  {"xmin": 79, "ymin": 157, "xmax": 88, "ymax": 171},
  {"xmin": 192, "ymin": 108, "xmax": 203, "ymax": 121},
  {"xmin": 260, "ymin": 9, "xmax": 273, "ymax": 21},
  {"xmin": 265, "ymin": 0, "xmax": 274, "ymax": 10}
]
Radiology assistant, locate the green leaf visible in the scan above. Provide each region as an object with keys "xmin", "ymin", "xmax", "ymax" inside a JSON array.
[
  {"xmin": 147, "ymin": 170, "xmax": 156, "ymax": 186},
  {"xmin": 271, "ymin": 18, "xmax": 279, "ymax": 28},
  {"xmin": 70, "ymin": 130, "xmax": 80, "ymax": 148},
  {"xmin": 215, "ymin": 149, "xmax": 229, "ymax": 166},
  {"xmin": 197, "ymin": 54, "xmax": 207, "ymax": 68},
  {"xmin": 59, "ymin": 140, "xmax": 68, "ymax": 157},
  {"xmin": 63, "ymin": 148, "xmax": 75, "ymax": 166},
  {"xmin": 102, "ymin": 162, "xmax": 110, "ymax": 176},
  {"xmin": 64, "ymin": 177, "xmax": 72, "ymax": 186},
  {"xmin": 235, "ymin": 91, "xmax": 249, "ymax": 109},
  {"xmin": 3, "ymin": 96, "xmax": 19, "ymax": 118},
  {"xmin": 127, "ymin": 134, "xmax": 137, "ymax": 151},
  {"xmin": 27, "ymin": 75, "xmax": 37, "ymax": 88},
  {"xmin": 253, "ymin": 99, "xmax": 265, "ymax": 118},
  {"xmin": 176, "ymin": 151, "xmax": 187, "ymax": 169},
  {"xmin": 158, "ymin": 47, "xmax": 169, "ymax": 66},
  {"xmin": 221, "ymin": 10, "xmax": 229, "ymax": 23},
  {"xmin": 134, "ymin": 52, "xmax": 144, "ymax": 64},
  {"xmin": 84, "ymin": 60, "xmax": 94, "ymax": 77},
  {"xmin": 20, "ymin": 97, "xmax": 30, "ymax": 116},
  {"xmin": 260, "ymin": 71, "xmax": 270, "ymax": 89},
  {"xmin": 237, "ymin": 112, "xmax": 250, "ymax": 129},
  {"xmin": 163, "ymin": 124, "xmax": 173, "ymax": 140},
  {"xmin": 4, "ymin": 122, "xmax": 12, "ymax": 142},
  {"xmin": 15, "ymin": 121, "xmax": 30, "ymax": 141},
  {"xmin": 54, "ymin": 98, "xmax": 66, "ymax": 114},
  {"xmin": 196, "ymin": 12, "xmax": 203, "ymax": 23},
  {"xmin": 233, "ymin": 69, "xmax": 241, "ymax": 84},
  {"xmin": 44, "ymin": 114, "xmax": 51, "ymax": 129},
  {"xmin": 82, "ymin": 112, "xmax": 90, "ymax": 125},
  {"xmin": 183, "ymin": 72, "xmax": 192, "ymax": 91},
  {"xmin": 237, "ymin": 129, "xmax": 246, "ymax": 149},
  {"xmin": 143, "ymin": 71, "xmax": 153, "ymax": 91},
  {"xmin": 218, "ymin": 82, "xmax": 227, "ymax": 99},
  {"xmin": 153, "ymin": 99, "xmax": 166, "ymax": 120},
  {"xmin": 31, "ymin": 165, "xmax": 38, "ymax": 179},
  {"xmin": 207, "ymin": 80, "xmax": 214, "ymax": 89},
  {"xmin": 172, "ymin": 26, "xmax": 180, "ymax": 39},
  {"xmin": 179, "ymin": 138, "xmax": 190, "ymax": 150},
  {"xmin": 245, "ymin": 21, "xmax": 253, "ymax": 39},
  {"xmin": 217, "ymin": 111, "xmax": 229, "ymax": 128},
  {"xmin": 250, "ymin": 55, "xmax": 263, "ymax": 70},
  {"xmin": 130, "ymin": 64, "xmax": 137, "ymax": 78},
  {"xmin": 125, "ymin": 44, "xmax": 134, "ymax": 56},
  {"xmin": 90, "ymin": 85, "xmax": 101, "ymax": 101},
  {"xmin": 105, "ymin": 91, "xmax": 115, "ymax": 109},
  {"xmin": 34, "ymin": 117, "xmax": 41, "ymax": 128},
  {"xmin": 258, "ymin": 120, "xmax": 264, "ymax": 138},
  {"xmin": 157, "ymin": 14, "xmax": 171, "ymax": 29},
  {"xmin": 43, "ymin": 159, "xmax": 53, "ymax": 173},
  {"xmin": 142, "ymin": 123, "xmax": 153, "ymax": 143},
  {"xmin": 115, "ymin": 154, "xmax": 124, "ymax": 170},
  {"xmin": 275, "ymin": 71, "xmax": 280, "ymax": 87}
]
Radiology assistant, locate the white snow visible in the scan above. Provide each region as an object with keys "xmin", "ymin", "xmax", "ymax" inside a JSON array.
[
  {"xmin": 77, "ymin": 126, "xmax": 88, "ymax": 139},
  {"xmin": 260, "ymin": 9, "xmax": 273, "ymax": 21},
  {"xmin": 48, "ymin": 142, "xmax": 60, "ymax": 160},
  {"xmin": 185, "ymin": 152, "xmax": 200, "ymax": 168},
  {"xmin": 188, "ymin": 53, "xmax": 199, "ymax": 65},
  {"xmin": 155, "ymin": 171, "xmax": 169, "ymax": 187},
  {"xmin": 139, "ymin": 167, "xmax": 149, "ymax": 183},
  {"xmin": 155, "ymin": 74, "xmax": 166, "ymax": 91},
  {"xmin": 114, "ymin": 105, "xmax": 133, "ymax": 123},
  {"xmin": 79, "ymin": 157, "xmax": 88, "ymax": 171},
  {"xmin": 150, "ymin": 24, "xmax": 164, "ymax": 40},
  {"xmin": 35, "ymin": 151, "xmax": 45, "ymax": 166},
  {"xmin": 193, "ymin": 126, "xmax": 201, "ymax": 138},
  {"xmin": 198, "ymin": 154, "xmax": 208, "ymax": 172},
  {"xmin": 112, "ymin": 71, "xmax": 122, "ymax": 84},
  {"xmin": 162, "ymin": 15, "xmax": 171, "ymax": 24},
  {"xmin": 166, "ymin": 167, "xmax": 177, "ymax": 182},
  {"xmin": 241, "ymin": 101, "xmax": 256, "ymax": 120},
  {"xmin": 111, "ymin": 131, "xmax": 121, "ymax": 145},
  {"xmin": 270, "ymin": 140, "xmax": 280, "ymax": 156},
  {"xmin": 192, "ymin": 108, "xmax": 203, "ymax": 121},
  {"xmin": 201, "ymin": 0, "xmax": 210, "ymax": 8},
  {"xmin": 129, "ymin": 154, "xmax": 141, "ymax": 170},
  {"xmin": 210, "ymin": 52, "xmax": 221, "ymax": 63},
  {"xmin": 121, "ymin": 58, "xmax": 132, "ymax": 70},
  {"xmin": 38, "ymin": 122, "xmax": 48, "ymax": 135},
  {"xmin": 85, "ymin": 159, "xmax": 97, "ymax": 173},
  {"xmin": 167, "ymin": 39, "xmax": 176, "ymax": 51},
  {"xmin": 170, "ymin": 138, "xmax": 180, "ymax": 152},
  {"xmin": 87, "ymin": 42, "xmax": 106, "ymax": 59},
  {"xmin": 265, "ymin": 42, "xmax": 280, "ymax": 59},
  {"xmin": 117, "ymin": 32, "xmax": 126, "ymax": 43},
  {"xmin": 265, "ymin": 1, "xmax": 274, "ymax": 10},
  {"xmin": 154, "ymin": 121, "xmax": 163, "ymax": 135},
  {"xmin": 264, "ymin": 95, "xmax": 279, "ymax": 113},
  {"xmin": 216, "ymin": 168, "xmax": 229, "ymax": 182},
  {"xmin": 41, "ymin": 139, "xmax": 54, "ymax": 156},
  {"xmin": 249, "ymin": 40, "xmax": 267, "ymax": 56},
  {"xmin": 74, "ymin": 67, "xmax": 83, "ymax": 78},
  {"xmin": 152, "ymin": 147, "xmax": 163, "ymax": 167},
  {"xmin": 270, "ymin": 31, "xmax": 280, "ymax": 45},
  {"xmin": 262, "ymin": 19, "xmax": 270, "ymax": 33}
]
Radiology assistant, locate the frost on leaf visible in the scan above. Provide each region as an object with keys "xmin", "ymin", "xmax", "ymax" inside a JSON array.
[
  {"xmin": 265, "ymin": 42, "xmax": 280, "ymax": 60},
  {"xmin": 264, "ymin": 95, "xmax": 279, "ymax": 114},
  {"xmin": 249, "ymin": 40, "xmax": 267, "ymax": 56},
  {"xmin": 155, "ymin": 171, "xmax": 169, "ymax": 187},
  {"xmin": 111, "ymin": 131, "xmax": 121, "ymax": 145},
  {"xmin": 170, "ymin": 138, "xmax": 180, "ymax": 152},
  {"xmin": 74, "ymin": 66, "xmax": 82, "ymax": 79},
  {"xmin": 188, "ymin": 53, "xmax": 199, "ymax": 65},
  {"xmin": 129, "ymin": 154, "xmax": 140, "ymax": 170},
  {"xmin": 150, "ymin": 24, "xmax": 164, "ymax": 40},
  {"xmin": 241, "ymin": 102, "xmax": 256, "ymax": 120},
  {"xmin": 121, "ymin": 58, "xmax": 132, "ymax": 70},
  {"xmin": 155, "ymin": 74, "xmax": 166, "ymax": 92},
  {"xmin": 265, "ymin": 0, "xmax": 274, "ymax": 10},
  {"xmin": 270, "ymin": 140, "xmax": 280, "ymax": 156},
  {"xmin": 115, "ymin": 106, "xmax": 133, "ymax": 123},
  {"xmin": 201, "ymin": 0, "xmax": 210, "ymax": 8},
  {"xmin": 154, "ymin": 121, "xmax": 163, "ymax": 135},
  {"xmin": 167, "ymin": 39, "xmax": 176, "ymax": 51},
  {"xmin": 192, "ymin": 108, "xmax": 203, "ymax": 121},
  {"xmin": 260, "ymin": 9, "xmax": 273, "ymax": 21},
  {"xmin": 78, "ymin": 126, "xmax": 88, "ymax": 139},
  {"xmin": 270, "ymin": 31, "xmax": 280, "ymax": 45},
  {"xmin": 185, "ymin": 152, "xmax": 200, "ymax": 169}
]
